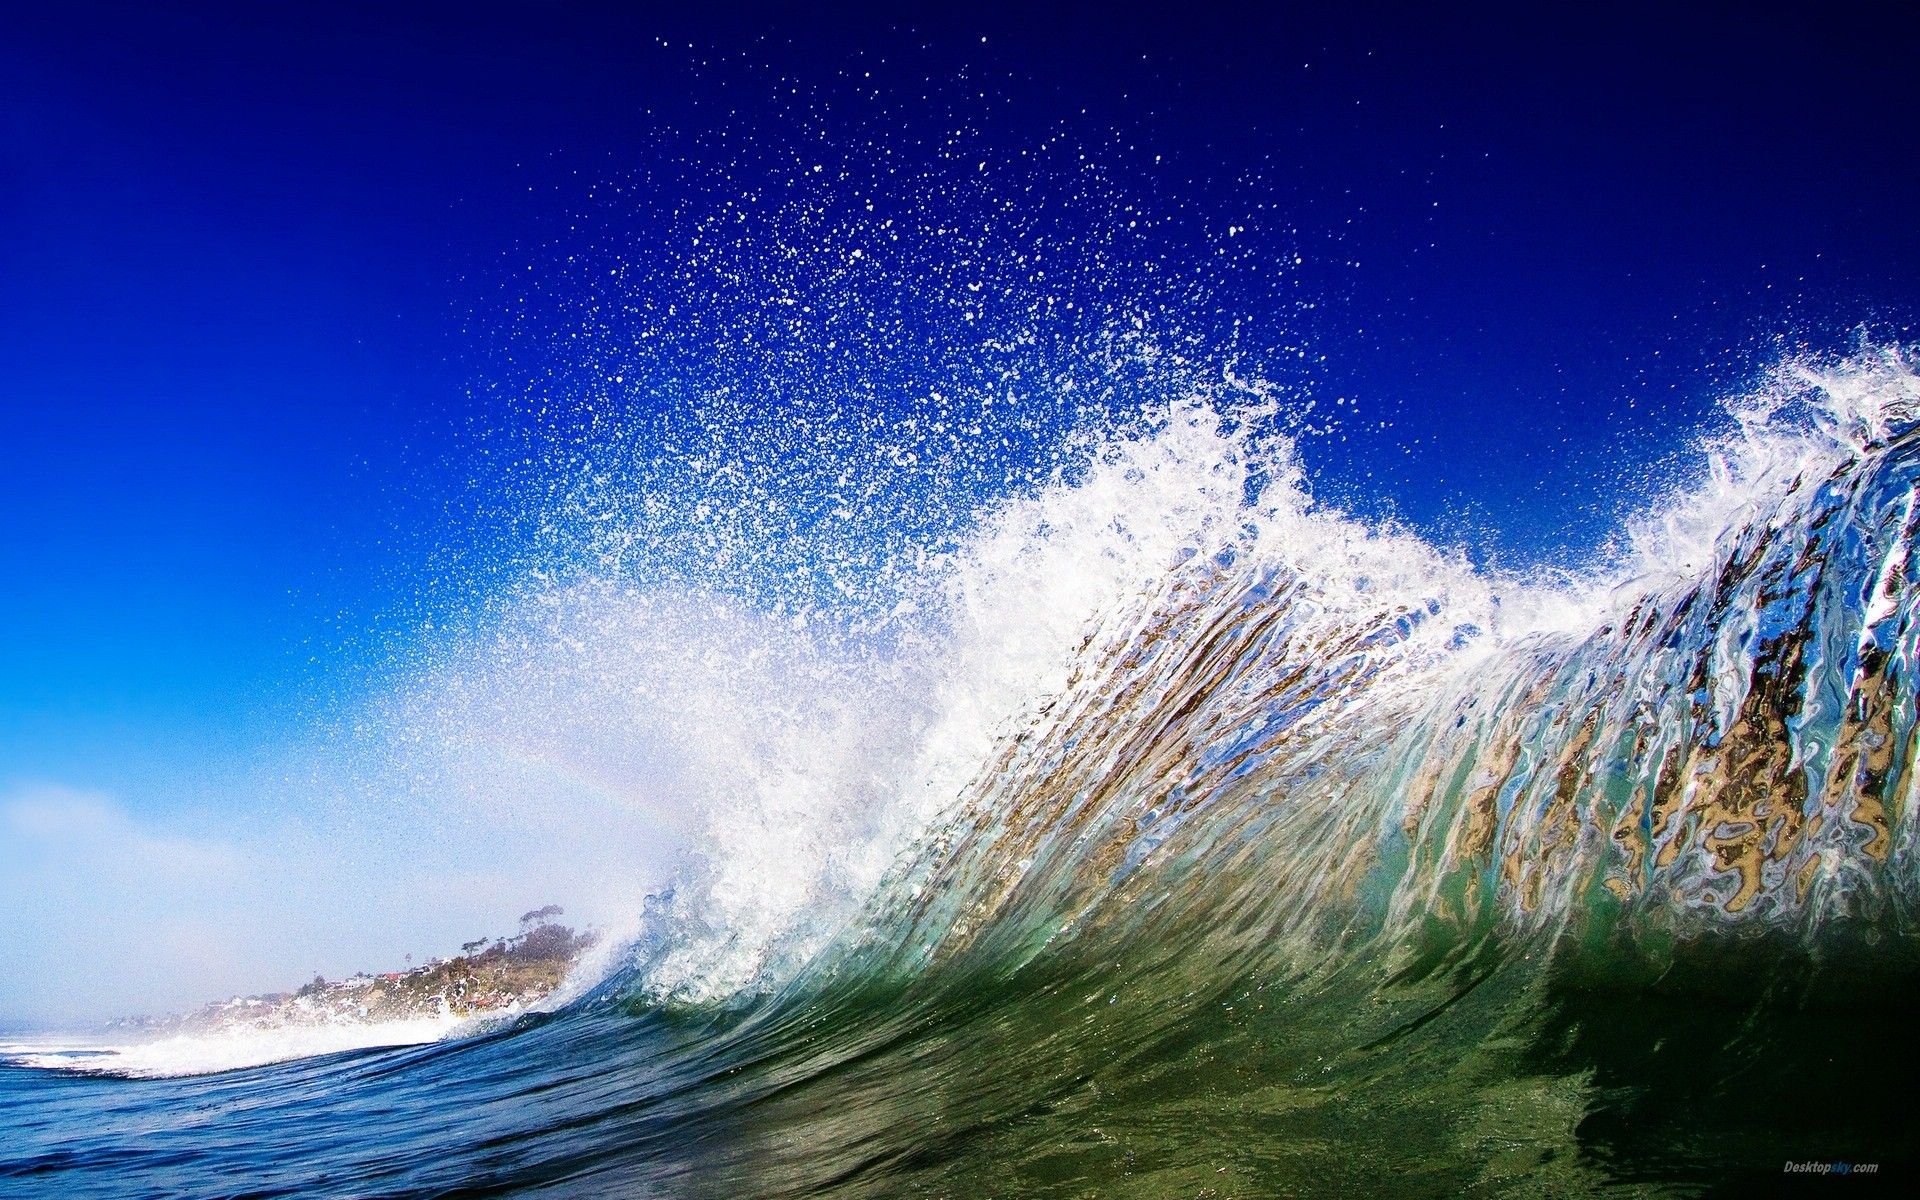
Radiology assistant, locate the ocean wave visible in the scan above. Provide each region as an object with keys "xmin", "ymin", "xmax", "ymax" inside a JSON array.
[{"xmin": 583, "ymin": 346, "xmax": 1920, "ymax": 1010}]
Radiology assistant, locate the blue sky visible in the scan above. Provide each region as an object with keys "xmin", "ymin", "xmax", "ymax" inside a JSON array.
[{"xmin": 2, "ymin": 1, "xmax": 1916, "ymax": 1022}]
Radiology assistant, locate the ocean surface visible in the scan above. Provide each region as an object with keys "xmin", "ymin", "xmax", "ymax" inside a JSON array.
[{"xmin": 7, "ymin": 350, "xmax": 1920, "ymax": 1197}]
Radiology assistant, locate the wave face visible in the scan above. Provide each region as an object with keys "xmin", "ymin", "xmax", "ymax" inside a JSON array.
[
  {"xmin": 866, "ymin": 353, "xmax": 1920, "ymax": 972},
  {"xmin": 8, "ymin": 353, "xmax": 1920, "ymax": 1197}
]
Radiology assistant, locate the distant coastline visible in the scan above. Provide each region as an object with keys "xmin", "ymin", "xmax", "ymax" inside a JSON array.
[{"xmin": 108, "ymin": 908, "xmax": 598, "ymax": 1037}]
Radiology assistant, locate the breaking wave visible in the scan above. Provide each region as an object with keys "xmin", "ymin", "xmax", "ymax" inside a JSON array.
[{"xmin": 585, "ymin": 346, "xmax": 1920, "ymax": 1019}]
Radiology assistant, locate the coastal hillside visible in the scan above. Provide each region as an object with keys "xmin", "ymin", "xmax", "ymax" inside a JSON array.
[{"xmin": 116, "ymin": 908, "xmax": 597, "ymax": 1035}]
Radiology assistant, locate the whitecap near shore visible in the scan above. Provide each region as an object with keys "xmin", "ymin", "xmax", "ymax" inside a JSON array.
[{"xmin": 0, "ymin": 1015, "xmax": 468, "ymax": 1079}]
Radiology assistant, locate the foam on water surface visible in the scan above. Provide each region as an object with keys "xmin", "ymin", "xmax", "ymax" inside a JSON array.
[{"xmin": 0, "ymin": 1016, "xmax": 468, "ymax": 1079}]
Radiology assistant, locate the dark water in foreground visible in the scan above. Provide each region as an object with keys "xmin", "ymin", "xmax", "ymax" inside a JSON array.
[{"xmin": 2, "ymin": 939, "xmax": 1914, "ymax": 1196}]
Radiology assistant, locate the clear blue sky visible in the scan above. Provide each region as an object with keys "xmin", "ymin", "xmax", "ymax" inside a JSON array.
[{"xmin": 2, "ymin": 1, "xmax": 1915, "ymax": 1021}]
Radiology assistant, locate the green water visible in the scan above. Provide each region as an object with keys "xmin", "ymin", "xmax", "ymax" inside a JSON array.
[{"xmin": 628, "ymin": 918, "xmax": 1910, "ymax": 1198}]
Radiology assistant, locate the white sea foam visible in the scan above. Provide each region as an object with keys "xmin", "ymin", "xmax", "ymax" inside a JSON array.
[
  {"xmin": 1595, "ymin": 346, "xmax": 1920, "ymax": 602},
  {"xmin": 2, "ymin": 1015, "xmax": 468, "ymax": 1079}
]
